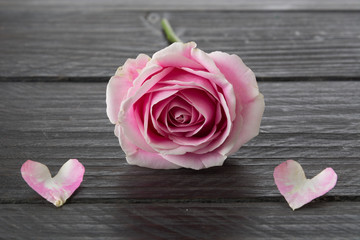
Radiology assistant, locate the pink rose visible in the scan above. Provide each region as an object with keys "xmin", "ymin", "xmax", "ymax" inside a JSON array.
[{"xmin": 106, "ymin": 42, "xmax": 264, "ymax": 170}]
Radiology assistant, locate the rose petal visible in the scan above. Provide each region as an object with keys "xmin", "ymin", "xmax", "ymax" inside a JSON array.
[
  {"xmin": 219, "ymin": 94, "xmax": 264, "ymax": 156},
  {"xmin": 106, "ymin": 75, "xmax": 133, "ymax": 124},
  {"xmin": 116, "ymin": 125, "xmax": 180, "ymax": 169},
  {"xmin": 162, "ymin": 151, "xmax": 227, "ymax": 170},
  {"xmin": 181, "ymin": 67, "xmax": 236, "ymax": 121},
  {"xmin": 151, "ymin": 42, "xmax": 205, "ymax": 70},
  {"xmin": 150, "ymin": 68, "xmax": 221, "ymax": 104},
  {"xmin": 120, "ymin": 68, "xmax": 175, "ymax": 153},
  {"xmin": 106, "ymin": 54, "xmax": 150, "ymax": 124},
  {"xmin": 195, "ymin": 53, "xmax": 263, "ymax": 156},
  {"xmin": 209, "ymin": 51, "xmax": 260, "ymax": 104},
  {"xmin": 190, "ymin": 46, "xmax": 222, "ymax": 74},
  {"xmin": 21, "ymin": 159, "xmax": 85, "ymax": 207},
  {"xmin": 274, "ymin": 160, "xmax": 338, "ymax": 210},
  {"xmin": 116, "ymin": 53, "xmax": 151, "ymax": 79}
]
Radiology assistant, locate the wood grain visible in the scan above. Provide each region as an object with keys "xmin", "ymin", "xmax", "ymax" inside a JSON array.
[
  {"xmin": 1, "ymin": 202, "xmax": 359, "ymax": 239},
  {"xmin": 1, "ymin": 9, "xmax": 360, "ymax": 79},
  {"xmin": 2, "ymin": 0, "xmax": 360, "ymax": 11},
  {"xmin": 0, "ymin": 81, "xmax": 358, "ymax": 202}
]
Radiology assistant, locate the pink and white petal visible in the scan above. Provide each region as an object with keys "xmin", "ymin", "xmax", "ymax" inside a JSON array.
[
  {"xmin": 162, "ymin": 151, "xmax": 227, "ymax": 170},
  {"xmin": 274, "ymin": 160, "xmax": 307, "ymax": 197},
  {"xmin": 125, "ymin": 67, "xmax": 174, "ymax": 106},
  {"xmin": 128, "ymin": 64, "xmax": 164, "ymax": 97},
  {"xmin": 151, "ymin": 42, "xmax": 205, "ymax": 70},
  {"xmin": 52, "ymin": 159, "xmax": 85, "ymax": 190},
  {"xmin": 274, "ymin": 160, "xmax": 338, "ymax": 210},
  {"xmin": 21, "ymin": 159, "xmax": 85, "ymax": 207},
  {"xmin": 154, "ymin": 68, "xmax": 220, "ymax": 101},
  {"xmin": 118, "ymin": 126, "xmax": 180, "ymax": 169},
  {"xmin": 106, "ymin": 75, "xmax": 133, "ymax": 124},
  {"xmin": 107, "ymin": 54, "xmax": 151, "ymax": 124},
  {"xmin": 298, "ymin": 167, "xmax": 337, "ymax": 207},
  {"xmin": 117, "ymin": 53, "xmax": 151, "ymax": 79},
  {"xmin": 190, "ymin": 47, "xmax": 222, "ymax": 74},
  {"xmin": 21, "ymin": 160, "xmax": 52, "ymax": 190},
  {"xmin": 209, "ymin": 51, "xmax": 260, "ymax": 104},
  {"xmin": 127, "ymin": 149, "xmax": 181, "ymax": 169},
  {"xmin": 218, "ymin": 94, "xmax": 265, "ymax": 156}
]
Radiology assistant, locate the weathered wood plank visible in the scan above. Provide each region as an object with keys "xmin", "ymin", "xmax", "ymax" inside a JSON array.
[
  {"xmin": 2, "ymin": 0, "xmax": 360, "ymax": 11},
  {"xmin": 0, "ymin": 158, "xmax": 358, "ymax": 202},
  {"xmin": 1, "ymin": 202, "xmax": 359, "ymax": 239},
  {"xmin": 1, "ymin": 9, "xmax": 360, "ymax": 79},
  {"xmin": 0, "ymin": 81, "xmax": 359, "ymax": 201}
]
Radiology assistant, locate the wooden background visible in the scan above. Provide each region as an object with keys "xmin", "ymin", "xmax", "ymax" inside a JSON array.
[{"xmin": 0, "ymin": 0, "xmax": 359, "ymax": 239}]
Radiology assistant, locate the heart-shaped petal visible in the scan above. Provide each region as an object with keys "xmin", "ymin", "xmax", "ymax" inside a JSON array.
[
  {"xmin": 21, "ymin": 159, "xmax": 85, "ymax": 207},
  {"xmin": 274, "ymin": 160, "xmax": 337, "ymax": 210}
]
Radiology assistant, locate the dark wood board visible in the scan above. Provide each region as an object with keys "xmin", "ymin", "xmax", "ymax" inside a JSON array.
[
  {"xmin": 0, "ymin": 81, "xmax": 358, "ymax": 203},
  {"xmin": 2, "ymin": 0, "xmax": 360, "ymax": 11},
  {"xmin": 1, "ymin": 202, "xmax": 359, "ymax": 239},
  {"xmin": 1, "ymin": 9, "xmax": 360, "ymax": 79},
  {"xmin": 1, "ymin": 1, "xmax": 359, "ymax": 239}
]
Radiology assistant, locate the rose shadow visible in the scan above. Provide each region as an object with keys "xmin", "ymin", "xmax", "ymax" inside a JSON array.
[{"xmin": 117, "ymin": 158, "xmax": 266, "ymax": 201}]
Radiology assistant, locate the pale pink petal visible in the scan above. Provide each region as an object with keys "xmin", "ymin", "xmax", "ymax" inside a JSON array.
[
  {"xmin": 162, "ymin": 151, "xmax": 227, "ymax": 170},
  {"xmin": 150, "ymin": 68, "xmax": 220, "ymax": 103},
  {"xmin": 218, "ymin": 94, "xmax": 265, "ymax": 156},
  {"xmin": 106, "ymin": 75, "xmax": 133, "ymax": 124},
  {"xmin": 190, "ymin": 46, "xmax": 222, "ymax": 74},
  {"xmin": 209, "ymin": 51, "xmax": 260, "ymax": 104},
  {"xmin": 106, "ymin": 54, "xmax": 151, "ymax": 124},
  {"xmin": 116, "ymin": 53, "xmax": 151, "ymax": 79},
  {"xmin": 129, "ymin": 64, "xmax": 163, "ymax": 96},
  {"xmin": 151, "ymin": 42, "xmax": 205, "ymax": 70},
  {"xmin": 21, "ymin": 159, "xmax": 85, "ymax": 207},
  {"xmin": 124, "ymin": 67, "xmax": 174, "ymax": 107},
  {"xmin": 274, "ymin": 160, "xmax": 337, "ymax": 210},
  {"xmin": 117, "ymin": 125, "xmax": 180, "ymax": 169},
  {"xmin": 127, "ymin": 150, "xmax": 181, "ymax": 169}
]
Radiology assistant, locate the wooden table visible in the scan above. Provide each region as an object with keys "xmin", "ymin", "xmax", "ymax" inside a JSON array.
[{"xmin": 1, "ymin": 0, "xmax": 359, "ymax": 239}]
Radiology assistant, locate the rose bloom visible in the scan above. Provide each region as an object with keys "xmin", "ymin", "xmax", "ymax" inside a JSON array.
[{"xmin": 106, "ymin": 42, "xmax": 264, "ymax": 170}]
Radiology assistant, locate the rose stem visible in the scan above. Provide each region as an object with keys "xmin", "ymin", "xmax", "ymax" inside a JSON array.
[{"xmin": 161, "ymin": 18, "xmax": 182, "ymax": 43}]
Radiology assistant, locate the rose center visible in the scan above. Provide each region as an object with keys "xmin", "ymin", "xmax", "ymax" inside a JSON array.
[{"xmin": 169, "ymin": 107, "xmax": 191, "ymax": 124}]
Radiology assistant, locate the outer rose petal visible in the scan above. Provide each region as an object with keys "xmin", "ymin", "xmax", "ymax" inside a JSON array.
[
  {"xmin": 115, "ymin": 125, "xmax": 180, "ymax": 169},
  {"xmin": 209, "ymin": 51, "xmax": 265, "ymax": 156},
  {"xmin": 219, "ymin": 94, "xmax": 265, "ymax": 156},
  {"xmin": 21, "ymin": 159, "xmax": 85, "ymax": 207},
  {"xmin": 151, "ymin": 42, "xmax": 204, "ymax": 70},
  {"xmin": 162, "ymin": 151, "xmax": 227, "ymax": 170},
  {"xmin": 274, "ymin": 160, "xmax": 337, "ymax": 210},
  {"xmin": 106, "ymin": 54, "xmax": 150, "ymax": 124},
  {"xmin": 209, "ymin": 51, "xmax": 260, "ymax": 103}
]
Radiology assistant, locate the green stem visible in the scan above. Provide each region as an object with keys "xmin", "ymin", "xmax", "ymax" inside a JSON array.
[{"xmin": 161, "ymin": 18, "xmax": 182, "ymax": 43}]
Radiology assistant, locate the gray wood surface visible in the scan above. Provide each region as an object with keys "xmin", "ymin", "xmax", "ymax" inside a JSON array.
[
  {"xmin": 1, "ymin": 202, "xmax": 359, "ymax": 240},
  {"xmin": 2, "ymin": 0, "xmax": 360, "ymax": 10},
  {"xmin": 1, "ymin": 82, "xmax": 359, "ymax": 204},
  {"xmin": 1, "ymin": 8, "xmax": 360, "ymax": 79},
  {"xmin": 1, "ymin": 1, "xmax": 359, "ymax": 239}
]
